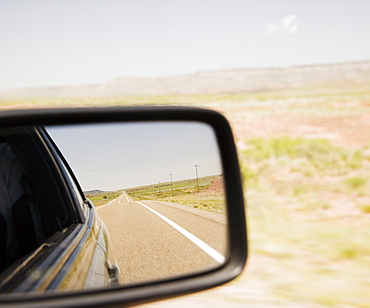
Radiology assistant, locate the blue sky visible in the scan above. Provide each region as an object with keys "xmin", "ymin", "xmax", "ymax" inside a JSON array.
[
  {"xmin": 1, "ymin": 0, "xmax": 369, "ymax": 89},
  {"xmin": 47, "ymin": 122, "xmax": 222, "ymax": 191}
]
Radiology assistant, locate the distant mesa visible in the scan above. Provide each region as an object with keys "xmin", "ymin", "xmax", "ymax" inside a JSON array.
[
  {"xmin": 1, "ymin": 61, "xmax": 370, "ymax": 98},
  {"xmin": 84, "ymin": 189, "xmax": 106, "ymax": 195}
]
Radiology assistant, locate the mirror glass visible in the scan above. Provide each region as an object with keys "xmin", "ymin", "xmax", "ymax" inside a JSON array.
[{"xmin": 0, "ymin": 121, "xmax": 227, "ymax": 294}]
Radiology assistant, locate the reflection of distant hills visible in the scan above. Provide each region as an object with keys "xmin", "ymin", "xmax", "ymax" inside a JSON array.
[
  {"xmin": 84, "ymin": 189, "xmax": 105, "ymax": 195},
  {"xmin": 1, "ymin": 61, "xmax": 370, "ymax": 97}
]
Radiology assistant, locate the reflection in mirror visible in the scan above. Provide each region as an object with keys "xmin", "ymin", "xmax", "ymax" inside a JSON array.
[
  {"xmin": 0, "ymin": 122, "xmax": 227, "ymax": 294},
  {"xmin": 48, "ymin": 122, "xmax": 228, "ymax": 287}
]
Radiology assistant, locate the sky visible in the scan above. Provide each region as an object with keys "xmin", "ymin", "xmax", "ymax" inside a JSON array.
[
  {"xmin": 47, "ymin": 122, "xmax": 222, "ymax": 191},
  {"xmin": 1, "ymin": 0, "xmax": 369, "ymax": 90}
]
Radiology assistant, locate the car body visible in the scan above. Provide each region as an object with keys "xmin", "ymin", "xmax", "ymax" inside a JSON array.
[{"xmin": 0, "ymin": 125, "xmax": 119, "ymax": 293}]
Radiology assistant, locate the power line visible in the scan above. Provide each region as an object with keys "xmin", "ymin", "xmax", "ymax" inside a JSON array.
[{"xmin": 194, "ymin": 164, "xmax": 200, "ymax": 192}]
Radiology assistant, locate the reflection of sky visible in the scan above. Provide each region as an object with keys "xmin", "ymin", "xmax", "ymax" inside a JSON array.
[{"xmin": 47, "ymin": 122, "xmax": 222, "ymax": 191}]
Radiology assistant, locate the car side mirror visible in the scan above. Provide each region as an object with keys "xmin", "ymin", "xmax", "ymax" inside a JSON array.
[{"xmin": 0, "ymin": 106, "xmax": 247, "ymax": 307}]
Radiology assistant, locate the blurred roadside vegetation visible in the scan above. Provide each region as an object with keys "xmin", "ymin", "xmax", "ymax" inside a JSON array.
[
  {"xmin": 1, "ymin": 82, "xmax": 369, "ymax": 109},
  {"xmin": 240, "ymin": 136, "xmax": 370, "ymax": 307}
]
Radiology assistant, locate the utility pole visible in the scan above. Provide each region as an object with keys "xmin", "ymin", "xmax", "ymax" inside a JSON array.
[
  {"xmin": 169, "ymin": 173, "xmax": 173, "ymax": 191},
  {"xmin": 194, "ymin": 164, "xmax": 200, "ymax": 192}
]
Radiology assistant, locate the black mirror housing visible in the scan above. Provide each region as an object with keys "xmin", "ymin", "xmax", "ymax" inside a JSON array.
[{"xmin": 0, "ymin": 106, "xmax": 247, "ymax": 307}]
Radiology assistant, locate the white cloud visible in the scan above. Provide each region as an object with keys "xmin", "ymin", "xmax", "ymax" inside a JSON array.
[
  {"xmin": 266, "ymin": 14, "xmax": 298, "ymax": 35},
  {"xmin": 281, "ymin": 14, "xmax": 298, "ymax": 34}
]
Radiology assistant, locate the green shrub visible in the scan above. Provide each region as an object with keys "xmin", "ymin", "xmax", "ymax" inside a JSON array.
[
  {"xmin": 292, "ymin": 185, "xmax": 308, "ymax": 196},
  {"xmin": 243, "ymin": 136, "xmax": 345, "ymax": 171},
  {"xmin": 294, "ymin": 139, "xmax": 344, "ymax": 170},
  {"xmin": 240, "ymin": 164, "xmax": 257, "ymax": 186},
  {"xmin": 242, "ymin": 136, "xmax": 365, "ymax": 174},
  {"xmin": 300, "ymin": 201, "xmax": 331, "ymax": 211},
  {"xmin": 339, "ymin": 247, "xmax": 358, "ymax": 259},
  {"xmin": 359, "ymin": 204, "xmax": 370, "ymax": 214},
  {"xmin": 344, "ymin": 177, "xmax": 366, "ymax": 190},
  {"xmin": 346, "ymin": 150, "xmax": 364, "ymax": 169}
]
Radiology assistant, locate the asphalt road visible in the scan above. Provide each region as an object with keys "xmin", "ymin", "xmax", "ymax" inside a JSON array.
[{"xmin": 97, "ymin": 192, "xmax": 227, "ymax": 285}]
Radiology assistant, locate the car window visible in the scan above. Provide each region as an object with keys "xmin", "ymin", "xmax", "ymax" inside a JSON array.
[
  {"xmin": 0, "ymin": 140, "xmax": 48, "ymax": 271},
  {"xmin": 0, "ymin": 129, "xmax": 82, "ymax": 275},
  {"xmin": 0, "ymin": 142, "xmax": 31, "ymax": 270}
]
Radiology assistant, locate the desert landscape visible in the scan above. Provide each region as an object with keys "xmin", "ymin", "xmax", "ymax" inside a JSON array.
[{"xmin": 1, "ymin": 61, "xmax": 370, "ymax": 307}]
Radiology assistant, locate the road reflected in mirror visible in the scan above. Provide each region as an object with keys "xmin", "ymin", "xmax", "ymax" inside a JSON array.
[{"xmin": 47, "ymin": 122, "xmax": 228, "ymax": 287}]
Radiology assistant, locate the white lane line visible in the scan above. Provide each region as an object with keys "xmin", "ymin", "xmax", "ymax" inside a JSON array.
[
  {"xmin": 96, "ymin": 199, "xmax": 115, "ymax": 210},
  {"xmin": 136, "ymin": 201, "xmax": 225, "ymax": 264},
  {"xmin": 124, "ymin": 192, "xmax": 130, "ymax": 203},
  {"xmin": 96, "ymin": 193, "xmax": 123, "ymax": 210}
]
